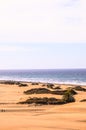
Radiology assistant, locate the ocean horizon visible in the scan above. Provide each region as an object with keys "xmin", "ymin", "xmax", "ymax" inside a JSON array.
[{"xmin": 0, "ymin": 69, "xmax": 86, "ymax": 85}]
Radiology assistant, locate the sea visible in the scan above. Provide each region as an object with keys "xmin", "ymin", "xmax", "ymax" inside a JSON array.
[{"xmin": 0, "ymin": 69, "xmax": 86, "ymax": 85}]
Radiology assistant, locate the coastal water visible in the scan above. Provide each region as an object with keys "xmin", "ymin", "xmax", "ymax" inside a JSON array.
[{"xmin": 0, "ymin": 69, "xmax": 86, "ymax": 85}]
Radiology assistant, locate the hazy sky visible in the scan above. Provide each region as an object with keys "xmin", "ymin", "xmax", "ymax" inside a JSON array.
[{"xmin": 0, "ymin": 0, "xmax": 86, "ymax": 69}]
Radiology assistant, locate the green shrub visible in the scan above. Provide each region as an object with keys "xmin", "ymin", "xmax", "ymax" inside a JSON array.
[{"xmin": 62, "ymin": 88, "xmax": 75, "ymax": 103}]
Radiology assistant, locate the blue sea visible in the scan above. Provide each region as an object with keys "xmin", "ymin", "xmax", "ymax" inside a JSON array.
[{"xmin": 0, "ymin": 69, "xmax": 86, "ymax": 85}]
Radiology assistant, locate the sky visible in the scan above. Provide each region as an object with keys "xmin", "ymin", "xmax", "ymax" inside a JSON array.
[{"xmin": 0, "ymin": 0, "xmax": 86, "ymax": 69}]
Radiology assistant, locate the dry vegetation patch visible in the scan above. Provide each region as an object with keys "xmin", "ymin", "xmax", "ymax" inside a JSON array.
[
  {"xmin": 19, "ymin": 88, "xmax": 76, "ymax": 105},
  {"xmin": 80, "ymin": 99, "xmax": 86, "ymax": 102},
  {"xmin": 0, "ymin": 80, "xmax": 21, "ymax": 85},
  {"xmin": 19, "ymin": 83, "xmax": 28, "ymax": 87},
  {"xmin": 24, "ymin": 88, "xmax": 51, "ymax": 94},
  {"xmin": 19, "ymin": 97, "xmax": 65, "ymax": 105},
  {"xmin": 24, "ymin": 87, "xmax": 77, "ymax": 96},
  {"xmin": 74, "ymin": 86, "xmax": 86, "ymax": 91}
]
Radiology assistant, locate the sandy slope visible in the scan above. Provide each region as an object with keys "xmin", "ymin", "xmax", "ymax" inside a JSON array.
[{"xmin": 0, "ymin": 82, "xmax": 86, "ymax": 130}]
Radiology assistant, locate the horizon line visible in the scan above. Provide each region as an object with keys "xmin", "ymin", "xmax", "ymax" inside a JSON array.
[{"xmin": 0, "ymin": 68, "xmax": 86, "ymax": 70}]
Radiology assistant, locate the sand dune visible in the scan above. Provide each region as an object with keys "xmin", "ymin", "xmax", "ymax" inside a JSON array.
[{"xmin": 0, "ymin": 82, "xmax": 86, "ymax": 130}]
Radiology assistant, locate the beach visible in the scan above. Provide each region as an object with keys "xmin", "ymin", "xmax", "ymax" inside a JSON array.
[
  {"xmin": 0, "ymin": 0, "xmax": 86, "ymax": 129},
  {"xmin": 0, "ymin": 81, "xmax": 86, "ymax": 130}
]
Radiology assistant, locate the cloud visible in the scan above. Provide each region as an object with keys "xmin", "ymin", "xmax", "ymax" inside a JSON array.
[{"xmin": 0, "ymin": 0, "xmax": 86, "ymax": 43}]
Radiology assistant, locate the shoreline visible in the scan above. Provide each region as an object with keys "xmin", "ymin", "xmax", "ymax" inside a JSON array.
[
  {"xmin": 0, "ymin": 79, "xmax": 86, "ymax": 87},
  {"xmin": 0, "ymin": 69, "xmax": 86, "ymax": 86}
]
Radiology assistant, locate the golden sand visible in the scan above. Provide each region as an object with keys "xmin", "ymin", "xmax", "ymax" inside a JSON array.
[{"xmin": 0, "ymin": 82, "xmax": 86, "ymax": 130}]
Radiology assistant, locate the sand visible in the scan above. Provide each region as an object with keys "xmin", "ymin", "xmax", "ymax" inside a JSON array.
[{"xmin": 0, "ymin": 82, "xmax": 86, "ymax": 130}]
